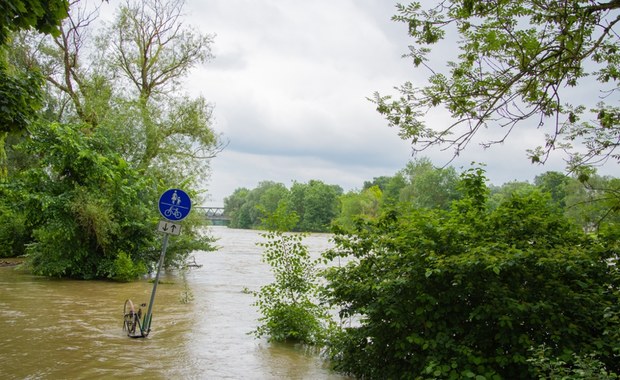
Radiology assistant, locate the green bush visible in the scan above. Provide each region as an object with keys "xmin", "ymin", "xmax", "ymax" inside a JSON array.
[
  {"xmin": 5, "ymin": 121, "xmax": 213, "ymax": 278},
  {"xmin": 28, "ymin": 219, "xmax": 92, "ymax": 278},
  {"xmin": 0, "ymin": 204, "xmax": 29, "ymax": 257},
  {"xmin": 322, "ymin": 168, "xmax": 620, "ymax": 379},
  {"xmin": 111, "ymin": 251, "xmax": 147, "ymax": 282},
  {"xmin": 13, "ymin": 123, "xmax": 162, "ymax": 279},
  {"xmin": 253, "ymin": 294, "xmax": 326, "ymax": 343},
  {"xmin": 252, "ymin": 230, "xmax": 331, "ymax": 345}
]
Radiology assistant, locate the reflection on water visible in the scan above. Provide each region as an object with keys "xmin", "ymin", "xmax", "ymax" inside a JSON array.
[{"xmin": 0, "ymin": 226, "xmax": 347, "ymax": 379}]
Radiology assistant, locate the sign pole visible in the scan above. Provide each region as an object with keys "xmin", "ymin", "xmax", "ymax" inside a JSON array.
[
  {"xmin": 123, "ymin": 188, "xmax": 191, "ymax": 338},
  {"xmin": 142, "ymin": 233, "xmax": 169, "ymax": 335}
]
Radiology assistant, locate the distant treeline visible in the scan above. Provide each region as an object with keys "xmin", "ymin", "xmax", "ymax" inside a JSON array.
[{"xmin": 223, "ymin": 158, "xmax": 620, "ymax": 233}]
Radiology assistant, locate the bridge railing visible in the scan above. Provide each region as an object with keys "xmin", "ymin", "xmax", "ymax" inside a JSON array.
[{"xmin": 194, "ymin": 206, "xmax": 230, "ymax": 224}]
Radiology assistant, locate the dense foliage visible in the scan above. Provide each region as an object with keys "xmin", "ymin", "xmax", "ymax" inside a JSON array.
[
  {"xmin": 0, "ymin": 0, "xmax": 68, "ymax": 44},
  {"xmin": 0, "ymin": 0, "xmax": 217, "ymax": 279},
  {"xmin": 374, "ymin": 0, "xmax": 620, "ymax": 174},
  {"xmin": 226, "ymin": 158, "xmax": 620, "ymax": 235},
  {"xmin": 7, "ymin": 123, "xmax": 157, "ymax": 278},
  {"xmin": 224, "ymin": 180, "xmax": 342, "ymax": 232},
  {"xmin": 321, "ymin": 168, "xmax": 620, "ymax": 379}
]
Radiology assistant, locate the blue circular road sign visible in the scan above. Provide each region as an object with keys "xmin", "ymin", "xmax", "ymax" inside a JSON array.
[{"xmin": 158, "ymin": 188, "xmax": 192, "ymax": 221}]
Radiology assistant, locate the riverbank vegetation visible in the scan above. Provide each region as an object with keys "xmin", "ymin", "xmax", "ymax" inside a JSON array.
[
  {"xmin": 225, "ymin": 157, "xmax": 620, "ymax": 235},
  {"xmin": 255, "ymin": 166, "xmax": 620, "ymax": 379},
  {"xmin": 0, "ymin": 0, "xmax": 219, "ymax": 279}
]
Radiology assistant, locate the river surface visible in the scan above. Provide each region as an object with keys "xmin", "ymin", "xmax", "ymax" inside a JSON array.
[{"xmin": 0, "ymin": 226, "xmax": 349, "ymax": 379}]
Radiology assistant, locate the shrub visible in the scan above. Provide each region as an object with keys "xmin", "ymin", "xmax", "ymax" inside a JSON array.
[
  {"xmin": 0, "ymin": 204, "xmax": 29, "ymax": 258},
  {"xmin": 252, "ymin": 230, "xmax": 331, "ymax": 345},
  {"xmin": 321, "ymin": 168, "xmax": 620, "ymax": 379},
  {"xmin": 111, "ymin": 251, "xmax": 147, "ymax": 282}
]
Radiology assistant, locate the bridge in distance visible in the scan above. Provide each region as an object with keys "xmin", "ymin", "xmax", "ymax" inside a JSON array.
[{"xmin": 195, "ymin": 206, "xmax": 230, "ymax": 225}]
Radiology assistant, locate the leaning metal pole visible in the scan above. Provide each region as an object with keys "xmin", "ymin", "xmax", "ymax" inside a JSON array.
[{"xmin": 142, "ymin": 233, "xmax": 170, "ymax": 336}]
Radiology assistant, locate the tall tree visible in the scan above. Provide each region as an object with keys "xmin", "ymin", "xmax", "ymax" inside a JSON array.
[
  {"xmin": 15, "ymin": 0, "xmax": 222, "ymax": 180},
  {"xmin": 398, "ymin": 158, "xmax": 460, "ymax": 209},
  {"xmin": 564, "ymin": 173, "xmax": 620, "ymax": 232},
  {"xmin": 534, "ymin": 171, "xmax": 571, "ymax": 208},
  {"xmin": 106, "ymin": 0, "xmax": 219, "ymax": 172},
  {"xmin": 224, "ymin": 187, "xmax": 251, "ymax": 229},
  {"xmin": 488, "ymin": 180, "xmax": 537, "ymax": 210},
  {"xmin": 375, "ymin": 1, "xmax": 620, "ymax": 174},
  {"xmin": 0, "ymin": 0, "xmax": 219, "ymax": 277},
  {"xmin": 335, "ymin": 185, "xmax": 383, "ymax": 230},
  {"xmin": 36, "ymin": 0, "xmax": 105, "ymax": 127},
  {"xmin": 288, "ymin": 180, "xmax": 342, "ymax": 232}
]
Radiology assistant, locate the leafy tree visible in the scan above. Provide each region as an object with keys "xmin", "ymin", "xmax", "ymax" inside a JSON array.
[
  {"xmin": 398, "ymin": 158, "xmax": 460, "ymax": 209},
  {"xmin": 531, "ymin": 171, "xmax": 620, "ymax": 233},
  {"xmin": 102, "ymin": 0, "xmax": 220, "ymax": 173},
  {"xmin": 0, "ymin": 0, "xmax": 68, "ymax": 252},
  {"xmin": 534, "ymin": 171, "xmax": 572, "ymax": 208},
  {"xmin": 14, "ymin": 0, "xmax": 223, "ymax": 180},
  {"xmin": 564, "ymin": 173, "xmax": 620, "ymax": 232},
  {"xmin": 255, "ymin": 181, "xmax": 290, "ymax": 228},
  {"xmin": 382, "ymin": 172, "xmax": 407, "ymax": 205},
  {"xmin": 364, "ymin": 173, "xmax": 407, "ymax": 206},
  {"xmin": 8, "ymin": 122, "xmax": 213, "ymax": 279},
  {"xmin": 0, "ymin": 0, "xmax": 217, "ymax": 276},
  {"xmin": 224, "ymin": 187, "xmax": 251, "ymax": 229},
  {"xmin": 259, "ymin": 200, "xmax": 299, "ymax": 232},
  {"xmin": 375, "ymin": 1, "xmax": 620, "ymax": 173},
  {"xmin": 363, "ymin": 175, "xmax": 392, "ymax": 192},
  {"xmin": 224, "ymin": 182, "xmax": 292, "ymax": 229},
  {"xmin": 8, "ymin": 122, "xmax": 158, "ymax": 279},
  {"xmin": 288, "ymin": 180, "xmax": 342, "ymax": 232},
  {"xmin": 0, "ymin": 55, "xmax": 43, "ymax": 177},
  {"xmin": 0, "ymin": 0, "xmax": 68, "ymax": 177},
  {"xmin": 253, "ymin": 219, "xmax": 330, "ymax": 344},
  {"xmin": 0, "ymin": 56, "xmax": 43, "ymax": 135},
  {"xmin": 488, "ymin": 180, "xmax": 537, "ymax": 210},
  {"xmin": 226, "ymin": 180, "xmax": 342, "ymax": 232},
  {"xmin": 243, "ymin": 181, "xmax": 288, "ymax": 228},
  {"xmin": 322, "ymin": 167, "xmax": 620, "ymax": 379},
  {"xmin": 335, "ymin": 185, "xmax": 383, "ymax": 230}
]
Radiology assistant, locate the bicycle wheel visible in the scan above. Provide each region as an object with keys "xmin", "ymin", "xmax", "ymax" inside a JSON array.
[{"xmin": 123, "ymin": 299, "xmax": 139, "ymax": 335}]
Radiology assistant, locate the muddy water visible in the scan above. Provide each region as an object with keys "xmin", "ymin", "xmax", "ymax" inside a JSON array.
[{"xmin": 0, "ymin": 226, "xmax": 348, "ymax": 379}]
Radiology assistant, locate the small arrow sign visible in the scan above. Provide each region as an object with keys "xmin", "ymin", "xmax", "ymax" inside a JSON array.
[{"xmin": 158, "ymin": 220, "xmax": 181, "ymax": 236}]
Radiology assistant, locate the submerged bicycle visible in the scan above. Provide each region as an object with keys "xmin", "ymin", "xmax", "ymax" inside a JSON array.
[{"xmin": 123, "ymin": 299, "xmax": 150, "ymax": 338}]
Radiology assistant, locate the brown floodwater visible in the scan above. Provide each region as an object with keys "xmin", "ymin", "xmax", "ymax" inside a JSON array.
[{"xmin": 0, "ymin": 226, "xmax": 349, "ymax": 379}]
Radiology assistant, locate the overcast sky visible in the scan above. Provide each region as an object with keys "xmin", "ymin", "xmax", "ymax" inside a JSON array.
[{"xmin": 169, "ymin": 0, "xmax": 619, "ymax": 206}]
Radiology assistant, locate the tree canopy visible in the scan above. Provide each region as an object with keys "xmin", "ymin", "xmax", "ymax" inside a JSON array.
[
  {"xmin": 375, "ymin": 0, "xmax": 620, "ymax": 174},
  {"xmin": 0, "ymin": 0, "xmax": 68, "ymax": 44},
  {"xmin": 223, "ymin": 180, "xmax": 342, "ymax": 232},
  {"xmin": 222, "ymin": 158, "xmax": 620, "ymax": 234},
  {"xmin": 0, "ymin": 0, "xmax": 217, "ymax": 279}
]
